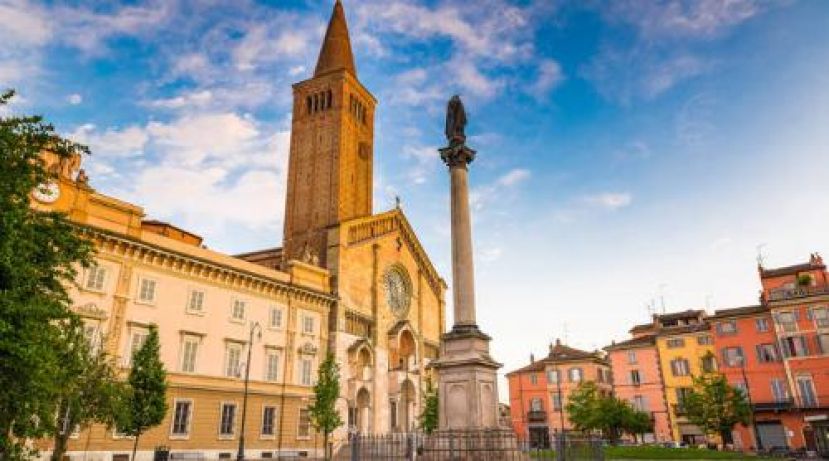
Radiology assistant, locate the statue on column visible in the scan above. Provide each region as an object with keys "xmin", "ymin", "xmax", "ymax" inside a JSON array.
[{"xmin": 444, "ymin": 95, "xmax": 467, "ymax": 146}]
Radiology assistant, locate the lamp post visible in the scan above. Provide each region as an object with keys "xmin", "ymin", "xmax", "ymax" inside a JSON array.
[
  {"xmin": 555, "ymin": 366, "xmax": 566, "ymax": 461},
  {"xmin": 237, "ymin": 321, "xmax": 262, "ymax": 461}
]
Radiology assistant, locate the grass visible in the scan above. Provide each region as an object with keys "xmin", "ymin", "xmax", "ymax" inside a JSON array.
[{"xmin": 605, "ymin": 446, "xmax": 777, "ymax": 460}]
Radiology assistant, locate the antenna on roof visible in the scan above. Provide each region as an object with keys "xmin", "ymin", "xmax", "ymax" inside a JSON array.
[
  {"xmin": 756, "ymin": 243, "xmax": 767, "ymax": 268},
  {"xmin": 705, "ymin": 294, "xmax": 713, "ymax": 310},
  {"xmin": 563, "ymin": 323, "xmax": 569, "ymax": 345},
  {"xmin": 658, "ymin": 284, "xmax": 667, "ymax": 314}
]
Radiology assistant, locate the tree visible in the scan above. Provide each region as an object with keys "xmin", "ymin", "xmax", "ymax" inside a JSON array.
[
  {"xmin": 684, "ymin": 373, "xmax": 750, "ymax": 445},
  {"xmin": 0, "ymin": 90, "xmax": 93, "ymax": 461},
  {"xmin": 565, "ymin": 382, "xmax": 653, "ymax": 444},
  {"xmin": 309, "ymin": 353, "xmax": 343, "ymax": 461},
  {"xmin": 50, "ymin": 318, "xmax": 125, "ymax": 461},
  {"xmin": 418, "ymin": 378, "xmax": 439, "ymax": 434},
  {"xmin": 118, "ymin": 325, "xmax": 167, "ymax": 461}
]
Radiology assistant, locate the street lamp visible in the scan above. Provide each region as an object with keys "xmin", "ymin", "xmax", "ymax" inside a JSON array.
[
  {"xmin": 740, "ymin": 356, "xmax": 758, "ymax": 450},
  {"xmin": 237, "ymin": 321, "xmax": 262, "ymax": 461},
  {"xmin": 555, "ymin": 365, "xmax": 566, "ymax": 461}
]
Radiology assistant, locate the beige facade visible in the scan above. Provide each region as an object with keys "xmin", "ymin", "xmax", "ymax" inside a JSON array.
[{"xmin": 34, "ymin": 1, "xmax": 446, "ymax": 460}]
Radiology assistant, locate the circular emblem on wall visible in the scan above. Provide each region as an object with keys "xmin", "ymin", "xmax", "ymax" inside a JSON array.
[
  {"xmin": 383, "ymin": 266, "xmax": 411, "ymax": 319},
  {"xmin": 32, "ymin": 181, "xmax": 60, "ymax": 203}
]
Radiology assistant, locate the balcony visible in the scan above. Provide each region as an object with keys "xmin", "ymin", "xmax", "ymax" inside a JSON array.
[
  {"xmin": 753, "ymin": 399, "xmax": 794, "ymax": 412},
  {"xmin": 768, "ymin": 285, "xmax": 829, "ymax": 301},
  {"xmin": 671, "ymin": 404, "xmax": 687, "ymax": 416},
  {"xmin": 527, "ymin": 410, "xmax": 547, "ymax": 422}
]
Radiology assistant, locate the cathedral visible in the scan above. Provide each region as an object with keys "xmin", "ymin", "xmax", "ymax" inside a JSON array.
[{"xmin": 33, "ymin": 1, "xmax": 445, "ymax": 460}]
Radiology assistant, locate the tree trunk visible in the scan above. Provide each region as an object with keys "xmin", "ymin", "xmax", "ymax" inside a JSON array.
[
  {"xmin": 323, "ymin": 432, "xmax": 329, "ymax": 461},
  {"xmin": 131, "ymin": 432, "xmax": 141, "ymax": 461},
  {"xmin": 51, "ymin": 431, "xmax": 70, "ymax": 461}
]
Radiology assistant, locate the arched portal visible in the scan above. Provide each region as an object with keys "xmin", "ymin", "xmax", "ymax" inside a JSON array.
[
  {"xmin": 356, "ymin": 387, "xmax": 371, "ymax": 434},
  {"xmin": 400, "ymin": 379, "xmax": 416, "ymax": 432}
]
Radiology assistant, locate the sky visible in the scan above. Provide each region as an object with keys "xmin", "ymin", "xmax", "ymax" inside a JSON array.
[{"xmin": 3, "ymin": 0, "xmax": 829, "ymax": 400}]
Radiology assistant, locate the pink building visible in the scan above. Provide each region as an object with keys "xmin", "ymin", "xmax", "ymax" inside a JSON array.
[{"xmin": 606, "ymin": 333, "xmax": 671, "ymax": 443}]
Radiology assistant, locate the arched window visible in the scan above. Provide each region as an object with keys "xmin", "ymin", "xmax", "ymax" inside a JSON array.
[
  {"xmin": 313, "ymin": 94, "xmax": 319, "ymax": 112},
  {"xmin": 306, "ymin": 96, "xmax": 312, "ymax": 114},
  {"xmin": 326, "ymin": 90, "xmax": 332, "ymax": 109},
  {"xmin": 569, "ymin": 367, "xmax": 583, "ymax": 382},
  {"xmin": 530, "ymin": 397, "xmax": 543, "ymax": 412}
]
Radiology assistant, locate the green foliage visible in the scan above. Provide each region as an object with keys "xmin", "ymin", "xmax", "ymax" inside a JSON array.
[
  {"xmin": 565, "ymin": 382, "xmax": 653, "ymax": 443},
  {"xmin": 0, "ymin": 89, "xmax": 94, "ymax": 461},
  {"xmin": 418, "ymin": 378, "xmax": 439, "ymax": 434},
  {"xmin": 797, "ymin": 273, "xmax": 813, "ymax": 287},
  {"xmin": 118, "ymin": 325, "xmax": 167, "ymax": 459},
  {"xmin": 604, "ymin": 445, "xmax": 774, "ymax": 459},
  {"xmin": 50, "ymin": 318, "xmax": 126, "ymax": 461},
  {"xmin": 684, "ymin": 374, "xmax": 750, "ymax": 443},
  {"xmin": 309, "ymin": 353, "xmax": 343, "ymax": 460}
]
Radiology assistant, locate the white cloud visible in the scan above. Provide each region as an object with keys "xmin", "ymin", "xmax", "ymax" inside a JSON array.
[
  {"xmin": 471, "ymin": 168, "xmax": 531, "ymax": 210},
  {"xmin": 67, "ymin": 93, "xmax": 83, "ymax": 105},
  {"xmin": 497, "ymin": 169, "xmax": 531, "ymax": 187},
  {"xmin": 147, "ymin": 90, "xmax": 213, "ymax": 110},
  {"xmin": 55, "ymin": 1, "xmax": 174, "ymax": 54},
  {"xmin": 0, "ymin": 0, "xmax": 52, "ymax": 46},
  {"xmin": 232, "ymin": 25, "xmax": 312, "ymax": 72},
  {"xmin": 605, "ymin": 0, "xmax": 760, "ymax": 40},
  {"xmin": 532, "ymin": 59, "xmax": 564, "ymax": 95},
  {"xmin": 69, "ymin": 123, "xmax": 149, "ymax": 158},
  {"xmin": 146, "ymin": 112, "xmax": 261, "ymax": 167},
  {"xmin": 583, "ymin": 192, "xmax": 633, "ymax": 210}
]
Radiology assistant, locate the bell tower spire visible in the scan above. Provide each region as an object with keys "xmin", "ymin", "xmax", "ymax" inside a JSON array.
[
  {"xmin": 282, "ymin": 0, "xmax": 376, "ymax": 268},
  {"xmin": 314, "ymin": 0, "xmax": 356, "ymax": 77}
]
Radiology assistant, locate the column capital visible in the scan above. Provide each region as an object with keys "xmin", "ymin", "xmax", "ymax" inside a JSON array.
[{"xmin": 440, "ymin": 143, "xmax": 476, "ymax": 169}]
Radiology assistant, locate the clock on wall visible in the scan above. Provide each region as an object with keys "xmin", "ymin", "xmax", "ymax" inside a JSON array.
[
  {"xmin": 384, "ymin": 266, "xmax": 411, "ymax": 319},
  {"xmin": 32, "ymin": 181, "xmax": 60, "ymax": 204}
]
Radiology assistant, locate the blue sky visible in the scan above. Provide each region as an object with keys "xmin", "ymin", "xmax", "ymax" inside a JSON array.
[{"xmin": 3, "ymin": 0, "xmax": 829, "ymax": 397}]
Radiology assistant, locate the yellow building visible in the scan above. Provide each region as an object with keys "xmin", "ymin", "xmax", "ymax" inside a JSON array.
[
  {"xmin": 33, "ymin": 1, "xmax": 446, "ymax": 460},
  {"xmin": 653, "ymin": 310, "xmax": 716, "ymax": 445}
]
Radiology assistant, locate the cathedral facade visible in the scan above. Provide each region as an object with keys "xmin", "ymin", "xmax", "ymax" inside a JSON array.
[{"xmin": 33, "ymin": 2, "xmax": 445, "ymax": 460}]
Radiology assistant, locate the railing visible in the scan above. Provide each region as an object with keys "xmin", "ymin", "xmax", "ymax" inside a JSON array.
[
  {"xmin": 752, "ymin": 398, "xmax": 794, "ymax": 412},
  {"xmin": 768, "ymin": 285, "xmax": 829, "ymax": 301},
  {"xmin": 672, "ymin": 404, "xmax": 687, "ymax": 416},
  {"xmin": 527, "ymin": 410, "xmax": 548, "ymax": 422}
]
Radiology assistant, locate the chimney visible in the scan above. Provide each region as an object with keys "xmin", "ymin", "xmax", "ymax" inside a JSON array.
[
  {"xmin": 530, "ymin": 353, "xmax": 535, "ymax": 363},
  {"xmin": 555, "ymin": 338, "xmax": 561, "ymax": 346}
]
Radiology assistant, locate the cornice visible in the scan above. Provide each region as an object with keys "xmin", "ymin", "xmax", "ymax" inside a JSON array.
[{"xmin": 76, "ymin": 224, "xmax": 337, "ymax": 307}]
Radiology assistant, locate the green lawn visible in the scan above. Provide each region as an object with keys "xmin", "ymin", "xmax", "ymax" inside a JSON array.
[{"xmin": 605, "ymin": 446, "xmax": 777, "ymax": 460}]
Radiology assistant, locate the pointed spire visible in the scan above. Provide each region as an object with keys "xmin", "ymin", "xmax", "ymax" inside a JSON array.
[{"xmin": 314, "ymin": 0, "xmax": 357, "ymax": 77}]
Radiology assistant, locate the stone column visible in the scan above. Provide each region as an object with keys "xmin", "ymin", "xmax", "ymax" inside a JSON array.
[{"xmin": 444, "ymin": 146, "xmax": 477, "ymax": 327}]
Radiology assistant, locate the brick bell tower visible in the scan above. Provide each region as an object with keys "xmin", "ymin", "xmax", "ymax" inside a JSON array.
[{"xmin": 282, "ymin": 0, "xmax": 376, "ymax": 267}]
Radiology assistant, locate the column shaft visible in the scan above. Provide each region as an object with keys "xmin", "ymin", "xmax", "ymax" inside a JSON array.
[{"xmin": 450, "ymin": 165, "xmax": 476, "ymax": 326}]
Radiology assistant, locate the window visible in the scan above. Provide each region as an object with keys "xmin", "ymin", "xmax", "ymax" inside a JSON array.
[
  {"xmin": 756, "ymin": 318, "xmax": 769, "ymax": 332},
  {"xmin": 180, "ymin": 337, "xmax": 199, "ymax": 373},
  {"xmin": 127, "ymin": 329, "xmax": 148, "ymax": 366},
  {"xmin": 818, "ymin": 334, "xmax": 829, "ymax": 354},
  {"xmin": 298, "ymin": 408, "xmax": 311, "ymax": 438},
  {"xmin": 265, "ymin": 351, "xmax": 280, "ymax": 382},
  {"xmin": 670, "ymin": 358, "xmax": 690, "ymax": 376},
  {"xmin": 302, "ymin": 315, "xmax": 315, "ymax": 334},
  {"xmin": 300, "ymin": 357, "xmax": 313, "ymax": 386},
  {"xmin": 777, "ymin": 312, "xmax": 797, "ymax": 332},
  {"xmin": 697, "ymin": 335, "xmax": 713, "ymax": 345},
  {"xmin": 530, "ymin": 397, "xmax": 543, "ymax": 412},
  {"xmin": 529, "ymin": 374, "xmax": 537, "ymax": 385},
  {"xmin": 813, "ymin": 308, "xmax": 829, "ymax": 328},
  {"xmin": 627, "ymin": 351, "xmax": 637, "ymax": 364},
  {"xmin": 220, "ymin": 403, "xmax": 236, "ymax": 436},
  {"xmin": 630, "ymin": 370, "xmax": 641, "ymax": 386},
  {"xmin": 551, "ymin": 393, "xmax": 562, "ymax": 411},
  {"xmin": 187, "ymin": 290, "xmax": 205, "ymax": 313},
  {"xmin": 781, "ymin": 335, "xmax": 809, "ymax": 358},
  {"xmin": 717, "ymin": 321, "xmax": 737, "ymax": 335},
  {"xmin": 137, "ymin": 278, "xmax": 157, "ymax": 304},
  {"xmin": 225, "ymin": 343, "xmax": 242, "ymax": 377},
  {"xmin": 389, "ymin": 401, "xmax": 397, "ymax": 431},
  {"xmin": 666, "ymin": 338, "xmax": 685, "ymax": 348},
  {"xmin": 171, "ymin": 400, "xmax": 192, "ymax": 436},
  {"xmin": 797, "ymin": 376, "xmax": 817, "ymax": 407},
  {"xmin": 756, "ymin": 343, "xmax": 780, "ymax": 363},
  {"xmin": 569, "ymin": 368, "xmax": 583, "ymax": 382},
  {"xmin": 261, "ymin": 406, "xmax": 276, "ymax": 436},
  {"xmin": 269, "ymin": 307, "xmax": 283, "ymax": 329},
  {"xmin": 231, "ymin": 300, "xmax": 246, "ymax": 321},
  {"xmin": 633, "ymin": 395, "xmax": 647, "ymax": 411},
  {"xmin": 83, "ymin": 322, "xmax": 99, "ymax": 348},
  {"xmin": 733, "ymin": 381, "xmax": 748, "ymax": 395},
  {"xmin": 86, "ymin": 265, "xmax": 106, "ymax": 291},
  {"xmin": 546, "ymin": 370, "xmax": 559, "ymax": 384},
  {"xmin": 722, "ymin": 347, "xmax": 744, "ymax": 367},
  {"xmin": 675, "ymin": 387, "xmax": 692, "ymax": 411},
  {"xmin": 771, "ymin": 378, "xmax": 789, "ymax": 402},
  {"xmin": 701, "ymin": 354, "xmax": 717, "ymax": 373}
]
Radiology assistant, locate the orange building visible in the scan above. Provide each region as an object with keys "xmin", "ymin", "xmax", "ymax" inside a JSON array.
[
  {"xmin": 506, "ymin": 340, "xmax": 612, "ymax": 448},
  {"xmin": 759, "ymin": 254, "xmax": 829, "ymax": 455},
  {"xmin": 710, "ymin": 304, "xmax": 803, "ymax": 450},
  {"xmin": 605, "ymin": 332, "xmax": 671, "ymax": 443}
]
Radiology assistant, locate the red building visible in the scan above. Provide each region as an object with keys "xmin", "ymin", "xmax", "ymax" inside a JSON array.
[
  {"xmin": 760, "ymin": 254, "xmax": 829, "ymax": 455},
  {"xmin": 709, "ymin": 304, "xmax": 804, "ymax": 450},
  {"xmin": 506, "ymin": 340, "xmax": 612, "ymax": 448}
]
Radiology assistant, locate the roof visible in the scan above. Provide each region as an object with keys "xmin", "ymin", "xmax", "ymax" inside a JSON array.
[
  {"xmin": 657, "ymin": 309, "xmax": 705, "ymax": 322},
  {"xmin": 761, "ymin": 253, "xmax": 825, "ymax": 278},
  {"xmin": 604, "ymin": 335, "xmax": 656, "ymax": 351},
  {"xmin": 314, "ymin": 0, "xmax": 356, "ymax": 77},
  {"xmin": 711, "ymin": 304, "xmax": 767, "ymax": 319},
  {"xmin": 658, "ymin": 323, "xmax": 710, "ymax": 336},
  {"xmin": 506, "ymin": 340, "xmax": 606, "ymax": 376}
]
